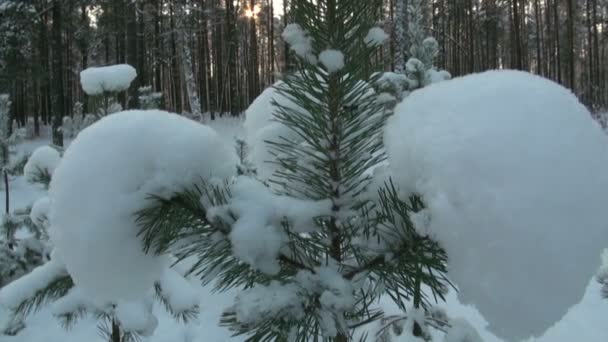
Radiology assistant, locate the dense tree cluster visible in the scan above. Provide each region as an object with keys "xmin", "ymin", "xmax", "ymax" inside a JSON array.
[{"xmin": 0, "ymin": 0, "xmax": 607, "ymax": 138}]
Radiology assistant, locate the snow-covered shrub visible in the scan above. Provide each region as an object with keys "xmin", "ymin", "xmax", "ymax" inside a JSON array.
[
  {"xmin": 4, "ymin": 152, "xmax": 29, "ymax": 176},
  {"xmin": 48, "ymin": 110, "xmax": 236, "ymax": 302},
  {"xmin": 0, "ymin": 208, "xmax": 50, "ymax": 289},
  {"xmin": 0, "ymin": 257, "xmax": 199, "ymax": 341},
  {"xmin": 373, "ymin": 72, "xmax": 411, "ymax": 104},
  {"xmin": 385, "ymin": 70, "xmax": 608, "ymax": 340},
  {"xmin": 23, "ymin": 145, "xmax": 61, "ymax": 188},
  {"xmin": 138, "ymin": 85, "xmax": 162, "ymax": 110}
]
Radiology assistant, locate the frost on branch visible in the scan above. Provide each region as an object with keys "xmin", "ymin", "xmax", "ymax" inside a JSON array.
[
  {"xmin": 49, "ymin": 110, "xmax": 236, "ymax": 302},
  {"xmin": 385, "ymin": 70, "xmax": 608, "ymax": 340}
]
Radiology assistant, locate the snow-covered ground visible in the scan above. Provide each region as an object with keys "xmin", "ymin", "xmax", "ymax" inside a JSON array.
[{"xmin": 1, "ymin": 118, "xmax": 607, "ymax": 342}]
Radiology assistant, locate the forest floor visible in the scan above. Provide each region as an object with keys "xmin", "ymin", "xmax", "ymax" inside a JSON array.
[{"xmin": 0, "ymin": 118, "xmax": 606, "ymax": 342}]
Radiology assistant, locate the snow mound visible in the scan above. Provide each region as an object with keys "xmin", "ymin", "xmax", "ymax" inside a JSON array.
[
  {"xmin": 244, "ymin": 80, "xmax": 303, "ymax": 180},
  {"xmin": 49, "ymin": 110, "xmax": 236, "ymax": 302},
  {"xmin": 385, "ymin": 70, "xmax": 608, "ymax": 340},
  {"xmin": 23, "ymin": 146, "xmax": 61, "ymax": 184},
  {"xmin": 80, "ymin": 64, "xmax": 137, "ymax": 96}
]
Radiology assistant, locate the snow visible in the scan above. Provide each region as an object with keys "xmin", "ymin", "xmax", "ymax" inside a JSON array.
[
  {"xmin": 29, "ymin": 197, "xmax": 50, "ymax": 228},
  {"xmin": 158, "ymin": 268, "xmax": 199, "ymax": 314},
  {"xmin": 426, "ymin": 69, "xmax": 452, "ymax": 84},
  {"xmin": 319, "ymin": 49, "xmax": 345, "ymax": 73},
  {"xmin": 0, "ymin": 260, "xmax": 67, "ymax": 309},
  {"xmin": 115, "ymin": 298, "xmax": 158, "ymax": 337},
  {"xmin": 2, "ymin": 121, "xmax": 608, "ymax": 342},
  {"xmin": 23, "ymin": 146, "xmax": 60, "ymax": 184},
  {"xmin": 445, "ymin": 319, "xmax": 483, "ymax": 342},
  {"xmin": 50, "ymin": 287, "xmax": 92, "ymax": 318},
  {"xmin": 365, "ymin": 27, "xmax": 389, "ymax": 46},
  {"xmin": 282, "ymin": 24, "xmax": 316, "ymax": 63},
  {"xmin": 233, "ymin": 280, "xmax": 303, "ymax": 326},
  {"xmin": 79, "ymin": 64, "xmax": 137, "ymax": 96},
  {"xmin": 224, "ymin": 176, "xmax": 331, "ymax": 274},
  {"xmin": 385, "ymin": 70, "xmax": 608, "ymax": 340},
  {"xmin": 244, "ymin": 80, "xmax": 303, "ymax": 180},
  {"xmin": 48, "ymin": 110, "xmax": 236, "ymax": 302}
]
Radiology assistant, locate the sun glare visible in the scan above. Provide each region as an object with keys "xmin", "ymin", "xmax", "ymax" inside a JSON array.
[{"xmin": 245, "ymin": 5, "xmax": 261, "ymax": 18}]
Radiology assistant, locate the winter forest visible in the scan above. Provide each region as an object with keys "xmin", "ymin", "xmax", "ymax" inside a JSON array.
[{"xmin": 1, "ymin": 0, "xmax": 608, "ymax": 342}]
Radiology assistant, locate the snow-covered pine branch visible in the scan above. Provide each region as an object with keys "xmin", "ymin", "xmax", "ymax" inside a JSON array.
[{"xmin": 136, "ymin": 1, "xmax": 453, "ymax": 341}]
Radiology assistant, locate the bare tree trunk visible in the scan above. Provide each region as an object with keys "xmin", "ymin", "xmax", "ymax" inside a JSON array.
[
  {"xmin": 394, "ymin": 0, "xmax": 408, "ymax": 72},
  {"xmin": 110, "ymin": 319, "xmax": 120, "ymax": 342},
  {"xmin": 566, "ymin": 0, "xmax": 576, "ymax": 91},
  {"xmin": 51, "ymin": 0, "xmax": 64, "ymax": 147},
  {"xmin": 176, "ymin": 1, "xmax": 202, "ymax": 120},
  {"xmin": 554, "ymin": 0, "xmax": 562, "ymax": 84},
  {"xmin": 511, "ymin": 0, "xmax": 523, "ymax": 70}
]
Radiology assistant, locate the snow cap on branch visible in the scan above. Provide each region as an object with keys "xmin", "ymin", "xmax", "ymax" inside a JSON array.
[
  {"xmin": 80, "ymin": 64, "xmax": 137, "ymax": 96},
  {"xmin": 49, "ymin": 110, "xmax": 236, "ymax": 302},
  {"xmin": 319, "ymin": 49, "xmax": 345, "ymax": 73},
  {"xmin": 282, "ymin": 24, "xmax": 316, "ymax": 63},
  {"xmin": 23, "ymin": 145, "xmax": 61, "ymax": 184},
  {"xmin": 385, "ymin": 70, "xmax": 608, "ymax": 340},
  {"xmin": 364, "ymin": 27, "xmax": 389, "ymax": 46}
]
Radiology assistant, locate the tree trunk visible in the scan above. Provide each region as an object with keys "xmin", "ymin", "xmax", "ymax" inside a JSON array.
[
  {"xmin": 176, "ymin": 1, "xmax": 202, "ymax": 120},
  {"xmin": 110, "ymin": 319, "xmax": 120, "ymax": 342},
  {"xmin": 127, "ymin": 2, "xmax": 139, "ymax": 109},
  {"xmin": 394, "ymin": 0, "xmax": 408, "ymax": 72},
  {"xmin": 51, "ymin": 0, "xmax": 64, "ymax": 147},
  {"xmin": 554, "ymin": 0, "xmax": 562, "ymax": 84},
  {"xmin": 511, "ymin": 0, "xmax": 523, "ymax": 70},
  {"xmin": 566, "ymin": 0, "xmax": 576, "ymax": 91}
]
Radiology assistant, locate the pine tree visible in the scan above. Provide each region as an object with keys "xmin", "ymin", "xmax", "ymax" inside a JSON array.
[{"xmin": 135, "ymin": 0, "xmax": 457, "ymax": 341}]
